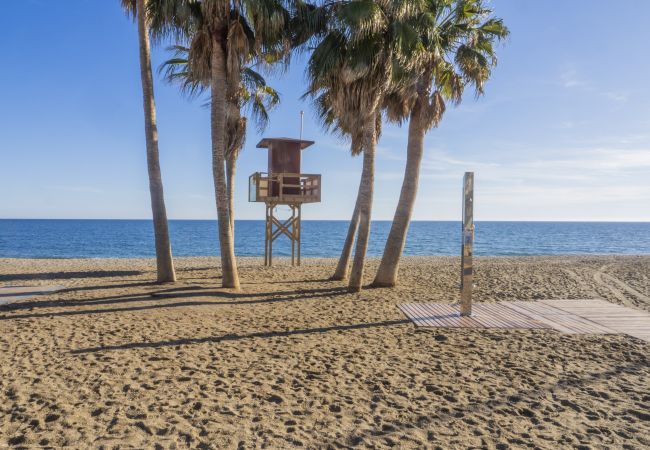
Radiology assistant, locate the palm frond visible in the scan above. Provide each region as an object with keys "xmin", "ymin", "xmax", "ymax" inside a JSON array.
[
  {"xmin": 120, "ymin": 0, "xmax": 137, "ymax": 19},
  {"xmin": 159, "ymin": 45, "xmax": 209, "ymax": 98}
]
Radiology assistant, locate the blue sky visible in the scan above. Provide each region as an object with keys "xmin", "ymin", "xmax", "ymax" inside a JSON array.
[{"xmin": 1, "ymin": 0, "xmax": 649, "ymax": 221}]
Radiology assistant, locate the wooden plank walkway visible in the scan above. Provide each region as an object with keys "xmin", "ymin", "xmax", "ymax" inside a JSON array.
[
  {"xmin": 399, "ymin": 299, "xmax": 650, "ymax": 343},
  {"xmin": 0, "ymin": 285, "xmax": 65, "ymax": 306},
  {"xmin": 398, "ymin": 303, "xmax": 552, "ymax": 330},
  {"xmin": 541, "ymin": 299, "xmax": 650, "ymax": 343},
  {"xmin": 503, "ymin": 300, "xmax": 617, "ymax": 335}
]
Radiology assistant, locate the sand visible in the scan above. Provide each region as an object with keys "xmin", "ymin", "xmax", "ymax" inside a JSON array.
[{"xmin": 1, "ymin": 256, "xmax": 649, "ymax": 449}]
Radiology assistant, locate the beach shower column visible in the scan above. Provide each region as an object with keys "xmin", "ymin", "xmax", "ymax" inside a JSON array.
[
  {"xmin": 249, "ymin": 137, "xmax": 321, "ymax": 266},
  {"xmin": 460, "ymin": 172, "xmax": 474, "ymax": 316}
]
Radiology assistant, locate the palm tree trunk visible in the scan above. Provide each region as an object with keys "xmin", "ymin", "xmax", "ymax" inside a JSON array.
[
  {"xmin": 373, "ymin": 98, "xmax": 425, "ymax": 287},
  {"xmin": 331, "ymin": 173, "xmax": 362, "ymax": 281},
  {"xmin": 348, "ymin": 121, "xmax": 376, "ymax": 292},
  {"xmin": 136, "ymin": 0, "xmax": 176, "ymax": 283},
  {"xmin": 226, "ymin": 153, "xmax": 237, "ymax": 235},
  {"xmin": 211, "ymin": 34, "xmax": 240, "ymax": 290}
]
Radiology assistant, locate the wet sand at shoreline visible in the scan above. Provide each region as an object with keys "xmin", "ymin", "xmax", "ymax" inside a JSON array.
[{"xmin": 1, "ymin": 256, "xmax": 649, "ymax": 448}]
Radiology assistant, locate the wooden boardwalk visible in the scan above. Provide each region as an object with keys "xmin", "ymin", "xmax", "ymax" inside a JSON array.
[
  {"xmin": 398, "ymin": 303, "xmax": 552, "ymax": 330},
  {"xmin": 399, "ymin": 299, "xmax": 650, "ymax": 343},
  {"xmin": 541, "ymin": 299, "xmax": 650, "ymax": 342},
  {"xmin": 503, "ymin": 300, "xmax": 616, "ymax": 335}
]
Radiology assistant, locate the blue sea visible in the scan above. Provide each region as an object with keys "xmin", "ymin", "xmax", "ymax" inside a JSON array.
[{"xmin": 0, "ymin": 219, "xmax": 648, "ymax": 259}]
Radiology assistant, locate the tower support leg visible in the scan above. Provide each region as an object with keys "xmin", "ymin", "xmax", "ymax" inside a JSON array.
[
  {"xmin": 264, "ymin": 204, "xmax": 269, "ymax": 266},
  {"xmin": 297, "ymin": 205, "xmax": 301, "ymax": 266},
  {"xmin": 264, "ymin": 203, "xmax": 302, "ymax": 267},
  {"xmin": 290, "ymin": 205, "xmax": 296, "ymax": 266}
]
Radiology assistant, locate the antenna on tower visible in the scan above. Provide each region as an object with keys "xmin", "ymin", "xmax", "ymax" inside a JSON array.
[{"xmin": 299, "ymin": 110, "xmax": 304, "ymax": 141}]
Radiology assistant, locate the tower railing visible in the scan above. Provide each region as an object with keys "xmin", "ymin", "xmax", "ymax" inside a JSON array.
[{"xmin": 249, "ymin": 172, "xmax": 321, "ymax": 204}]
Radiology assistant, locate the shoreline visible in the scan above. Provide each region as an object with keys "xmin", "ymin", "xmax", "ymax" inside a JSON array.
[{"xmin": 3, "ymin": 253, "xmax": 650, "ymax": 260}]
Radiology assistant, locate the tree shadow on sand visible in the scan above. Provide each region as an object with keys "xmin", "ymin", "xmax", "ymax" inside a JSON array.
[
  {"xmin": 70, "ymin": 318, "xmax": 412, "ymax": 354},
  {"xmin": 0, "ymin": 285, "xmax": 350, "ymax": 320},
  {"xmin": 57, "ymin": 281, "xmax": 162, "ymax": 293},
  {"xmin": 246, "ymin": 278, "xmax": 332, "ymax": 285},
  {"xmin": 0, "ymin": 270, "xmax": 144, "ymax": 282}
]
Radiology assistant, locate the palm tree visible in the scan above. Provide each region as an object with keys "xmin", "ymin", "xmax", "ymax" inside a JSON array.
[
  {"xmin": 312, "ymin": 104, "xmax": 381, "ymax": 282},
  {"xmin": 226, "ymin": 68, "xmax": 281, "ymax": 233},
  {"xmin": 373, "ymin": 0, "xmax": 508, "ymax": 287},
  {"xmin": 305, "ymin": 0, "xmax": 411, "ymax": 292},
  {"xmin": 332, "ymin": 187, "xmax": 360, "ymax": 280},
  {"xmin": 121, "ymin": 0, "xmax": 176, "ymax": 283},
  {"xmin": 161, "ymin": 47, "xmax": 280, "ymax": 234},
  {"xmin": 148, "ymin": 0, "xmax": 291, "ymax": 289}
]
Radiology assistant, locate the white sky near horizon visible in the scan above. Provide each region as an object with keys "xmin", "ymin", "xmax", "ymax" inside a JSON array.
[{"xmin": 0, "ymin": 0, "xmax": 649, "ymax": 221}]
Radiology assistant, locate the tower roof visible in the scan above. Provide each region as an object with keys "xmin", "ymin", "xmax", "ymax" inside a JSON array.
[{"xmin": 256, "ymin": 137, "xmax": 315, "ymax": 150}]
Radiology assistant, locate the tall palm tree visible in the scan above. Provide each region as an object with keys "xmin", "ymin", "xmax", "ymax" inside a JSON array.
[
  {"xmin": 373, "ymin": 0, "xmax": 508, "ymax": 287},
  {"xmin": 148, "ymin": 0, "xmax": 291, "ymax": 289},
  {"xmin": 332, "ymin": 185, "xmax": 360, "ymax": 280},
  {"xmin": 310, "ymin": 99, "xmax": 381, "ymax": 282},
  {"xmin": 121, "ymin": 0, "xmax": 176, "ymax": 283},
  {"xmin": 226, "ymin": 68, "xmax": 281, "ymax": 233},
  {"xmin": 161, "ymin": 47, "xmax": 280, "ymax": 234},
  {"xmin": 305, "ymin": 0, "xmax": 412, "ymax": 292}
]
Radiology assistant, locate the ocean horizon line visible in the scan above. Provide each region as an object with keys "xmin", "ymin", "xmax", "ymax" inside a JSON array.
[
  {"xmin": 1, "ymin": 218, "xmax": 649, "ymax": 223},
  {"xmin": 1, "ymin": 220, "xmax": 649, "ymax": 259}
]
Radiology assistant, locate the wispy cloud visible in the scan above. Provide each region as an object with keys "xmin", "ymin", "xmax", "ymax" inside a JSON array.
[
  {"xmin": 319, "ymin": 137, "xmax": 353, "ymax": 154},
  {"xmin": 376, "ymin": 145, "xmax": 406, "ymax": 162},
  {"xmin": 419, "ymin": 147, "xmax": 650, "ymax": 177},
  {"xmin": 559, "ymin": 67, "xmax": 631, "ymax": 104},
  {"xmin": 419, "ymin": 148, "xmax": 500, "ymax": 179},
  {"xmin": 560, "ymin": 68, "xmax": 587, "ymax": 89},
  {"xmin": 48, "ymin": 185, "xmax": 105, "ymax": 194},
  {"xmin": 399, "ymin": 145, "xmax": 650, "ymax": 220},
  {"xmin": 604, "ymin": 91, "xmax": 629, "ymax": 102},
  {"xmin": 169, "ymin": 193, "xmax": 210, "ymax": 201},
  {"xmin": 411, "ymin": 146, "xmax": 650, "ymax": 198},
  {"xmin": 557, "ymin": 120, "xmax": 588, "ymax": 130},
  {"xmin": 376, "ymin": 172, "xmax": 406, "ymax": 181}
]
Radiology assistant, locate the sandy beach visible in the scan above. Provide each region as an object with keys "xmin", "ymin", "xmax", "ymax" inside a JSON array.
[{"xmin": 1, "ymin": 256, "xmax": 649, "ymax": 448}]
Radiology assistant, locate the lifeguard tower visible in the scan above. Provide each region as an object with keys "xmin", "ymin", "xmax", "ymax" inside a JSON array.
[{"xmin": 249, "ymin": 137, "xmax": 321, "ymax": 266}]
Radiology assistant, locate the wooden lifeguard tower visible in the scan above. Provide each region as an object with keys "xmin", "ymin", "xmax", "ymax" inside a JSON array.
[{"xmin": 249, "ymin": 137, "xmax": 321, "ymax": 266}]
